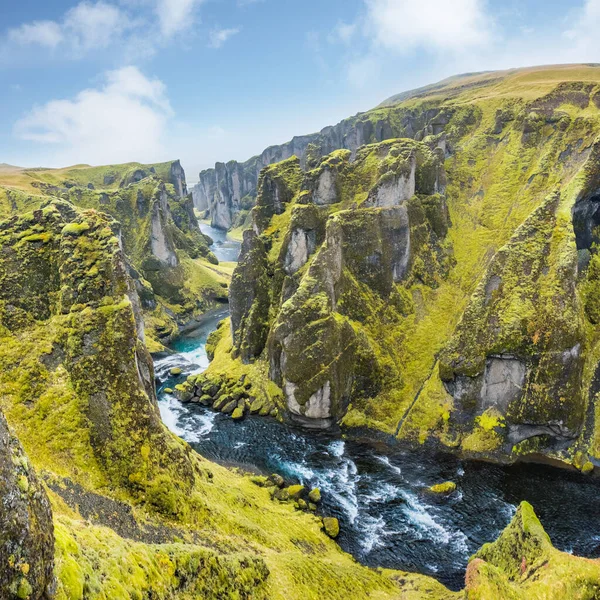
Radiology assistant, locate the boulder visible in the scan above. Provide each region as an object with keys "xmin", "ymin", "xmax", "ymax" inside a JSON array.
[
  {"xmin": 232, "ymin": 406, "xmax": 245, "ymax": 420},
  {"xmin": 322, "ymin": 517, "xmax": 340, "ymax": 539},
  {"xmin": 308, "ymin": 488, "xmax": 321, "ymax": 503},
  {"xmin": 427, "ymin": 481, "xmax": 457, "ymax": 495}
]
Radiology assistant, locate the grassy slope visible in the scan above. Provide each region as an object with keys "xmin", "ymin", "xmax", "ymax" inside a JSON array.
[{"xmin": 345, "ymin": 66, "xmax": 600, "ymax": 439}]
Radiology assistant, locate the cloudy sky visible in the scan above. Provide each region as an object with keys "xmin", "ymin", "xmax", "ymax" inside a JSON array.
[{"xmin": 2, "ymin": 0, "xmax": 600, "ymax": 180}]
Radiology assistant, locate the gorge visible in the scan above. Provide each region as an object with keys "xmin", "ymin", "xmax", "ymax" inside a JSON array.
[{"xmin": 2, "ymin": 64, "xmax": 600, "ymax": 599}]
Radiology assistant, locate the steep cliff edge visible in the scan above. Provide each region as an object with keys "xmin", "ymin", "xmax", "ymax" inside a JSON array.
[
  {"xmin": 0, "ymin": 159, "xmax": 231, "ymax": 351},
  {"xmin": 193, "ymin": 66, "xmax": 585, "ymax": 233},
  {"xmin": 199, "ymin": 65, "xmax": 600, "ymax": 469},
  {"xmin": 193, "ymin": 92, "xmax": 450, "ymax": 230}
]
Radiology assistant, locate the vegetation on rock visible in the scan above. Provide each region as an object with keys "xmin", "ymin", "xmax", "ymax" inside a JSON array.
[{"xmin": 205, "ymin": 64, "xmax": 600, "ymax": 469}]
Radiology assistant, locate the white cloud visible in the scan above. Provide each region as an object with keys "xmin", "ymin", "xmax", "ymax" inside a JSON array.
[
  {"xmin": 14, "ymin": 66, "xmax": 172, "ymax": 165},
  {"xmin": 156, "ymin": 0, "xmax": 204, "ymax": 37},
  {"xmin": 3, "ymin": 0, "xmax": 207, "ymax": 59},
  {"xmin": 5, "ymin": 1, "xmax": 129, "ymax": 55},
  {"xmin": 64, "ymin": 1, "xmax": 129, "ymax": 51},
  {"xmin": 364, "ymin": 0, "xmax": 492, "ymax": 53},
  {"xmin": 7, "ymin": 21, "xmax": 64, "ymax": 48},
  {"xmin": 208, "ymin": 27, "xmax": 241, "ymax": 48}
]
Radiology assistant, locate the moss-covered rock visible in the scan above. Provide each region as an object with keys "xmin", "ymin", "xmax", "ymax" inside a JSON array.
[
  {"xmin": 222, "ymin": 138, "xmax": 451, "ymax": 429},
  {"xmin": 308, "ymin": 488, "xmax": 321, "ymax": 503},
  {"xmin": 465, "ymin": 501, "xmax": 600, "ymax": 599},
  {"xmin": 427, "ymin": 481, "xmax": 457, "ymax": 495},
  {"xmin": 0, "ymin": 410, "xmax": 54, "ymax": 599},
  {"xmin": 322, "ymin": 517, "xmax": 340, "ymax": 539}
]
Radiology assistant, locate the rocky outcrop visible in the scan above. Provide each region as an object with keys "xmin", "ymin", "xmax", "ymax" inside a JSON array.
[
  {"xmin": 464, "ymin": 501, "xmax": 600, "ymax": 598},
  {"xmin": 438, "ymin": 193, "xmax": 585, "ymax": 456},
  {"xmin": 193, "ymin": 106, "xmax": 452, "ymax": 229},
  {"xmin": 169, "ymin": 159, "xmax": 188, "ymax": 198},
  {"xmin": 223, "ymin": 139, "xmax": 451, "ymax": 428},
  {"xmin": 0, "ymin": 410, "xmax": 54, "ymax": 600},
  {"xmin": 149, "ymin": 184, "xmax": 179, "ymax": 268}
]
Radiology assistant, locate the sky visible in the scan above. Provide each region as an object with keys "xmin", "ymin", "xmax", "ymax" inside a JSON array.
[{"xmin": 1, "ymin": 0, "xmax": 600, "ymax": 181}]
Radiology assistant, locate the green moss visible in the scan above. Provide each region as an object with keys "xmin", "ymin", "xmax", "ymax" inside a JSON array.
[
  {"xmin": 322, "ymin": 517, "xmax": 340, "ymax": 539},
  {"xmin": 17, "ymin": 474, "xmax": 29, "ymax": 493},
  {"xmin": 308, "ymin": 488, "xmax": 321, "ymax": 503},
  {"xmin": 285, "ymin": 485, "xmax": 305, "ymax": 499},
  {"xmin": 582, "ymin": 461, "xmax": 595, "ymax": 474},
  {"xmin": 427, "ymin": 481, "xmax": 456, "ymax": 494},
  {"xmin": 231, "ymin": 406, "xmax": 245, "ymax": 420},
  {"xmin": 61, "ymin": 222, "xmax": 90, "ymax": 236}
]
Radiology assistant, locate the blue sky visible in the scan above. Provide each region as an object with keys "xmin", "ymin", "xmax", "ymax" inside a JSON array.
[{"xmin": 1, "ymin": 0, "xmax": 599, "ymax": 180}]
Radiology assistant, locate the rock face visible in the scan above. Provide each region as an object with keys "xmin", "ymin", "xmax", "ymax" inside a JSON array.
[
  {"xmin": 0, "ymin": 201, "xmax": 195, "ymax": 489},
  {"xmin": 226, "ymin": 139, "xmax": 451, "ymax": 428},
  {"xmin": 206, "ymin": 68, "xmax": 600, "ymax": 468},
  {"xmin": 0, "ymin": 410, "xmax": 54, "ymax": 600},
  {"xmin": 193, "ymin": 106, "xmax": 451, "ymax": 229},
  {"xmin": 150, "ymin": 184, "xmax": 179, "ymax": 268},
  {"xmin": 169, "ymin": 159, "xmax": 188, "ymax": 198},
  {"xmin": 464, "ymin": 501, "xmax": 600, "ymax": 598},
  {"xmin": 438, "ymin": 193, "xmax": 585, "ymax": 455}
]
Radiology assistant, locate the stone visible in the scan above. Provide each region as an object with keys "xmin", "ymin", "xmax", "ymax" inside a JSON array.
[
  {"xmin": 174, "ymin": 384, "xmax": 193, "ymax": 403},
  {"xmin": 269, "ymin": 474, "xmax": 285, "ymax": 488},
  {"xmin": 322, "ymin": 517, "xmax": 340, "ymax": 539},
  {"xmin": 480, "ymin": 357, "xmax": 527, "ymax": 412},
  {"xmin": 170, "ymin": 367, "xmax": 183, "ymax": 376},
  {"xmin": 308, "ymin": 488, "xmax": 321, "ymax": 503},
  {"xmin": 199, "ymin": 394, "xmax": 213, "ymax": 406},
  {"xmin": 273, "ymin": 488, "xmax": 290, "ymax": 501},
  {"xmin": 221, "ymin": 400, "xmax": 238, "ymax": 414},
  {"xmin": 213, "ymin": 395, "xmax": 231, "ymax": 411},
  {"xmin": 285, "ymin": 485, "xmax": 305, "ymax": 499},
  {"xmin": 427, "ymin": 481, "xmax": 457, "ymax": 495},
  {"xmin": 163, "ymin": 388, "xmax": 173, "ymax": 394},
  {"xmin": 232, "ymin": 406, "xmax": 245, "ymax": 420},
  {"xmin": 582, "ymin": 461, "xmax": 595, "ymax": 474}
]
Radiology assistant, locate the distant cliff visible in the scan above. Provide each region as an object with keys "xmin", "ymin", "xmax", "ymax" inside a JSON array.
[{"xmin": 193, "ymin": 106, "xmax": 452, "ymax": 229}]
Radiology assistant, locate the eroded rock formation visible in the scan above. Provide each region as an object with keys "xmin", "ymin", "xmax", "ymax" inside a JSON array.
[{"xmin": 193, "ymin": 106, "xmax": 451, "ymax": 230}]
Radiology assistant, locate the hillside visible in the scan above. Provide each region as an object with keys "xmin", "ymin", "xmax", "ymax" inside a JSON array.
[
  {"xmin": 0, "ymin": 199, "xmax": 598, "ymax": 599},
  {"xmin": 193, "ymin": 64, "xmax": 600, "ymax": 470},
  {"xmin": 2, "ymin": 64, "xmax": 600, "ymax": 599},
  {"xmin": 0, "ymin": 159, "xmax": 231, "ymax": 350},
  {"xmin": 193, "ymin": 64, "xmax": 600, "ymax": 231}
]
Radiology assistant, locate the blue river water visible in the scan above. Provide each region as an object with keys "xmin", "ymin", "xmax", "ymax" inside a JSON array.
[{"xmin": 154, "ymin": 224, "xmax": 600, "ymax": 591}]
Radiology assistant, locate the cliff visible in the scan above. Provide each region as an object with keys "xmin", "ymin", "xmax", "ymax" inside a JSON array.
[
  {"xmin": 192, "ymin": 86, "xmax": 451, "ymax": 230},
  {"xmin": 0, "ymin": 159, "xmax": 231, "ymax": 351},
  {"xmin": 200, "ymin": 64, "xmax": 600, "ymax": 470}
]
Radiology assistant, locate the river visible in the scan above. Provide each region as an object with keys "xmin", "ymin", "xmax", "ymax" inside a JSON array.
[{"xmin": 154, "ymin": 223, "xmax": 600, "ymax": 591}]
